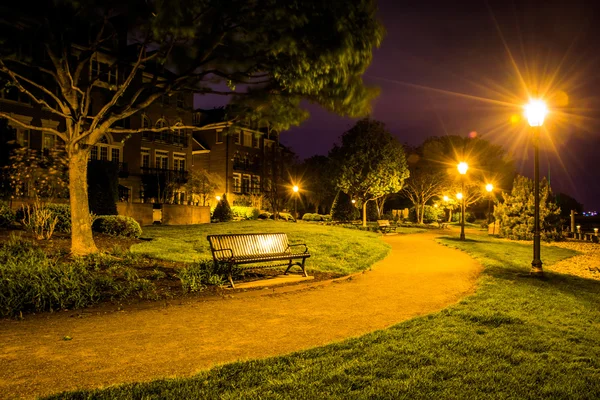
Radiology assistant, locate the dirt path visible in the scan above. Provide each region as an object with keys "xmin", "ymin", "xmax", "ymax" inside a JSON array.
[{"xmin": 0, "ymin": 233, "xmax": 482, "ymax": 399}]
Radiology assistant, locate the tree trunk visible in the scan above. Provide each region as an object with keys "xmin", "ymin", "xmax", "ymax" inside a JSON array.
[
  {"xmin": 448, "ymin": 210, "xmax": 452, "ymax": 223},
  {"xmin": 420, "ymin": 204, "xmax": 425, "ymax": 224},
  {"xmin": 69, "ymin": 149, "xmax": 98, "ymax": 255},
  {"xmin": 415, "ymin": 203, "xmax": 420, "ymax": 224},
  {"xmin": 362, "ymin": 201, "xmax": 367, "ymax": 227}
]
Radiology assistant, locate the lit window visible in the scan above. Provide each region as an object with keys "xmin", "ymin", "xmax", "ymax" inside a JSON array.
[
  {"xmin": 233, "ymin": 173, "xmax": 241, "ymax": 193},
  {"xmin": 156, "ymin": 151, "xmax": 169, "ymax": 169},
  {"xmin": 43, "ymin": 133, "xmax": 56, "ymax": 150},
  {"xmin": 234, "ymin": 130, "xmax": 240, "ymax": 145},
  {"xmin": 100, "ymin": 147, "xmax": 108, "ymax": 161},
  {"xmin": 111, "ymin": 148, "xmax": 120, "ymax": 163},
  {"xmin": 216, "ymin": 130, "xmax": 223, "ymax": 144},
  {"xmin": 17, "ymin": 130, "xmax": 30, "ymax": 148}
]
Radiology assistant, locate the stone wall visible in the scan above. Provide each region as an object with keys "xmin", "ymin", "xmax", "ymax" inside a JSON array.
[
  {"xmin": 161, "ymin": 204, "xmax": 210, "ymax": 225},
  {"xmin": 117, "ymin": 203, "xmax": 154, "ymax": 226}
]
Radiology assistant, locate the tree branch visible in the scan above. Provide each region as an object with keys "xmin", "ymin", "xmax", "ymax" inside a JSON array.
[{"xmin": 0, "ymin": 112, "xmax": 67, "ymax": 141}]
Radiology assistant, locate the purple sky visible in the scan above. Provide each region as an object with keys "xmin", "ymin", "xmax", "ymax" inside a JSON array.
[{"xmin": 199, "ymin": 0, "xmax": 600, "ymax": 210}]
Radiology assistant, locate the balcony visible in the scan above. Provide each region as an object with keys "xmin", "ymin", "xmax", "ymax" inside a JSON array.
[
  {"xmin": 232, "ymin": 185, "xmax": 261, "ymax": 195},
  {"xmin": 142, "ymin": 131, "xmax": 188, "ymax": 147},
  {"xmin": 140, "ymin": 166, "xmax": 188, "ymax": 183},
  {"xmin": 88, "ymin": 160, "xmax": 129, "ymax": 178},
  {"xmin": 233, "ymin": 160, "xmax": 261, "ymax": 173}
]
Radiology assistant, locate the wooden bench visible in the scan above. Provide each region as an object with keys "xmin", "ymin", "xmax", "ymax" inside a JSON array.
[
  {"xmin": 437, "ymin": 219, "xmax": 449, "ymax": 229},
  {"xmin": 377, "ymin": 220, "xmax": 395, "ymax": 234},
  {"xmin": 207, "ymin": 233, "xmax": 310, "ymax": 288}
]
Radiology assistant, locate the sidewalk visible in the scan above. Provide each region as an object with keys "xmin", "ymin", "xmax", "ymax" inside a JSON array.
[{"xmin": 0, "ymin": 233, "xmax": 482, "ymax": 399}]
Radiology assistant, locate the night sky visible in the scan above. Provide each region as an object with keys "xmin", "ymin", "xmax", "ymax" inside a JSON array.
[{"xmin": 198, "ymin": 0, "xmax": 600, "ymax": 211}]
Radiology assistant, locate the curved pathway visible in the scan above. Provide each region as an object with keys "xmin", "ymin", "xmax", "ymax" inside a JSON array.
[{"xmin": 0, "ymin": 232, "xmax": 482, "ymax": 399}]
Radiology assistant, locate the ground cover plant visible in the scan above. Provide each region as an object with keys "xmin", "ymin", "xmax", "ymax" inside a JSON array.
[
  {"xmin": 131, "ymin": 220, "xmax": 391, "ymax": 275},
  {"xmin": 49, "ymin": 235, "xmax": 600, "ymax": 399}
]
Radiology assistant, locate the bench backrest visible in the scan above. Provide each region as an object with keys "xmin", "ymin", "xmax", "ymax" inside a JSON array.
[
  {"xmin": 377, "ymin": 220, "xmax": 390, "ymax": 226},
  {"xmin": 207, "ymin": 233, "xmax": 290, "ymax": 260}
]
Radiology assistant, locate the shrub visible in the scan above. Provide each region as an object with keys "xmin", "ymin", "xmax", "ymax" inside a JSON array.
[
  {"xmin": 213, "ymin": 194, "xmax": 233, "ymax": 222},
  {"xmin": 451, "ymin": 211, "xmax": 476, "ymax": 223},
  {"xmin": 0, "ymin": 237, "xmax": 156, "ymax": 316},
  {"xmin": 93, "ymin": 215, "xmax": 142, "ymax": 238},
  {"xmin": 178, "ymin": 259, "xmax": 225, "ymax": 292},
  {"xmin": 0, "ymin": 201, "xmax": 15, "ymax": 228},
  {"xmin": 270, "ymin": 212, "xmax": 295, "ymax": 221},
  {"xmin": 302, "ymin": 213, "xmax": 325, "ymax": 221},
  {"xmin": 45, "ymin": 203, "xmax": 71, "ymax": 233},
  {"xmin": 410, "ymin": 205, "xmax": 444, "ymax": 224},
  {"xmin": 366, "ymin": 201, "xmax": 379, "ymax": 222},
  {"xmin": 231, "ymin": 206, "xmax": 260, "ymax": 220},
  {"xmin": 16, "ymin": 202, "xmax": 71, "ymax": 238},
  {"xmin": 258, "ymin": 212, "xmax": 271, "ymax": 219},
  {"xmin": 331, "ymin": 191, "xmax": 359, "ymax": 222}
]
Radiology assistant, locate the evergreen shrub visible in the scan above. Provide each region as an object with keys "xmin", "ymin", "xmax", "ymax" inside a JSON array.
[{"xmin": 93, "ymin": 215, "xmax": 142, "ymax": 238}]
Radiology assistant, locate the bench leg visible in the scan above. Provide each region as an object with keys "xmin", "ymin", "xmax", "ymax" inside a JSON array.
[
  {"xmin": 228, "ymin": 264, "xmax": 235, "ymax": 289},
  {"xmin": 284, "ymin": 258, "xmax": 293, "ymax": 275},
  {"xmin": 301, "ymin": 257, "xmax": 308, "ymax": 277}
]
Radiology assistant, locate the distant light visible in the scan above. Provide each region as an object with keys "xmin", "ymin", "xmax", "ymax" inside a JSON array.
[
  {"xmin": 292, "ymin": 185, "xmax": 299, "ymax": 193},
  {"xmin": 456, "ymin": 193, "xmax": 463, "ymax": 200},
  {"xmin": 469, "ymin": 131, "xmax": 478, "ymax": 138},
  {"xmin": 351, "ymin": 199, "xmax": 356, "ymax": 204},
  {"xmin": 443, "ymin": 196, "xmax": 449, "ymax": 202},
  {"xmin": 486, "ymin": 183, "xmax": 494, "ymax": 192},
  {"xmin": 524, "ymin": 99, "xmax": 548, "ymax": 127},
  {"xmin": 457, "ymin": 162, "xmax": 468, "ymax": 175},
  {"xmin": 216, "ymin": 196, "xmax": 221, "ymax": 201},
  {"xmin": 434, "ymin": 204, "xmax": 439, "ymax": 208}
]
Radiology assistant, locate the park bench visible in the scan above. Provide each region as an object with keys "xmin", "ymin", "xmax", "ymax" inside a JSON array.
[
  {"xmin": 437, "ymin": 219, "xmax": 449, "ymax": 229},
  {"xmin": 207, "ymin": 233, "xmax": 310, "ymax": 288},
  {"xmin": 377, "ymin": 220, "xmax": 395, "ymax": 234}
]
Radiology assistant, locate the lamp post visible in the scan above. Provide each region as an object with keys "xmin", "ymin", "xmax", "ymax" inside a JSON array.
[
  {"xmin": 486, "ymin": 183, "xmax": 494, "ymax": 226},
  {"xmin": 457, "ymin": 162, "xmax": 468, "ymax": 241},
  {"xmin": 292, "ymin": 185, "xmax": 299, "ymax": 222},
  {"xmin": 525, "ymin": 99, "xmax": 548, "ymax": 277}
]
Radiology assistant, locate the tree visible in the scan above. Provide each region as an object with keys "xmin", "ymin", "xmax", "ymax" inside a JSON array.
[
  {"xmin": 331, "ymin": 118, "xmax": 409, "ymax": 227},
  {"xmin": 0, "ymin": 0, "xmax": 383, "ymax": 254},
  {"xmin": 213, "ymin": 194, "xmax": 233, "ymax": 222},
  {"xmin": 330, "ymin": 191, "xmax": 359, "ymax": 222},
  {"xmin": 494, "ymin": 175, "xmax": 561, "ymax": 241},
  {"xmin": 185, "ymin": 170, "xmax": 222, "ymax": 206},
  {"xmin": 301, "ymin": 155, "xmax": 337, "ymax": 214},
  {"xmin": 402, "ymin": 169, "xmax": 448, "ymax": 224}
]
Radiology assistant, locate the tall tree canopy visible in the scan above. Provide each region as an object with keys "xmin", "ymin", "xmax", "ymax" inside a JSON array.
[
  {"xmin": 0, "ymin": 0, "xmax": 384, "ymax": 254},
  {"xmin": 331, "ymin": 118, "xmax": 409, "ymax": 227}
]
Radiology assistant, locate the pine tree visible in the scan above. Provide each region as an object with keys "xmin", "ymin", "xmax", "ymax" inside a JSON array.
[
  {"xmin": 213, "ymin": 194, "xmax": 233, "ymax": 222},
  {"xmin": 331, "ymin": 191, "xmax": 359, "ymax": 222},
  {"xmin": 494, "ymin": 175, "xmax": 561, "ymax": 241}
]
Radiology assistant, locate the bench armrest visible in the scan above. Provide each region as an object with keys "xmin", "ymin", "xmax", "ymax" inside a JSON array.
[
  {"xmin": 212, "ymin": 248, "xmax": 234, "ymax": 260},
  {"xmin": 288, "ymin": 243, "xmax": 309, "ymax": 254}
]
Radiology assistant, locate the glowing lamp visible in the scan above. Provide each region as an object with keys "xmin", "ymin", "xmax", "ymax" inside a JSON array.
[
  {"xmin": 216, "ymin": 196, "xmax": 221, "ymax": 201},
  {"xmin": 576, "ymin": 225, "xmax": 581, "ymax": 233},
  {"xmin": 456, "ymin": 193, "xmax": 463, "ymax": 200},
  {"xmin": 443, "ymin": 196, "xmax": 449, "ymax": 202},
  {"xmin": 524, "ymin": 99, "xmax": 548, "ymax": 127},
  {"xmin": 457, "ymin": 162, "xmax": 468, "ymax": 175},
  {"xmin": 351, "ymin": 199, "xmax": 356, "ymax": 204},
  {"xmin": 292, "ymin": 185, "xmax": 299, "ymax": 193},
  {"xmin": 486, "ymin": 183, "xmax": 494, "ymax": 192},
  {"xmin": 434, "ymin": 204, "xmax": 439, "ymax": 208}
]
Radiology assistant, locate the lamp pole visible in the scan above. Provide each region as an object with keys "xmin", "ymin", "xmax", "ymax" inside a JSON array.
[
  {"xmin": 457, "ymin": 162, "xmax": 468, "ymax": 241},
  {"xmin": 486, "ymin": 183, "xmax": 494, "ymax": 226},
  {"xmin": 525, "ymin": 99, "xmax": 547, "ymax": 277},
  {"xmin": 293, "ymin": 185, "xmax": 299, "ymax": 222}
]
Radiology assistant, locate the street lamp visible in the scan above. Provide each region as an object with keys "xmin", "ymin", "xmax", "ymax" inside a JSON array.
[
  {"xmin": 457, "ymin": 162, "xmax": 468, "ymax": 240},
  {"xmin": 216, "ymin": 195, "xmax": 221, "ymax": 202},
  {"xmin": 292, "ymin": 185, "xmax": 299, "ymax": 222},
  {"xmin": 525, "ymin": 99, "xmax": 548, "ymax": 277},
  {"xmin": 486, "ymin": 183, "xmax": 494, "ymax": 226}
]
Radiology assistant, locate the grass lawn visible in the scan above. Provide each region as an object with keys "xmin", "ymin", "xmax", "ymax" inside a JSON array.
[
  {"xmin": 131, "ymin": 221, "xmax": 391, "ymax": 275},
  {"xmin": 49, "ymin": 235, "xmax": 600, "ymax": 399}
]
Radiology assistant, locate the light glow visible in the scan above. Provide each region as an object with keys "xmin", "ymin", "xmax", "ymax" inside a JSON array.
[
  {"xmin": 443, "ymin": 196, "xmax": 449, "ymax": 202},
  {"xmin": 486, "ymin": 183, "xmax": 494, "ymax": 192},
  {"xmin": 457, "ymin": 162, "xmax": 468, "ymax": 175},
  {"xmin": 456, "ymin": 193, "xmax": 463, "ymax": 200},
  {"xmin": 216, "ymin": 196, "xmax": 221, "ymax": 201},
  {"xmin": 524, "ymin": 99, "xmax": 548, "ymax": 127},
  {"xmin": 292, "ymin": 185, "xmax": 299, "ymax": 193}
]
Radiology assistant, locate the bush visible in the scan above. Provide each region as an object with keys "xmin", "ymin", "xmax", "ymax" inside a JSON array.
[
  {"xmin": 451, "ymin": 211, "xmax": 476, "ymax": 223},
  {"xmin": 258, "ymin": 212, "xmax": 271, "ymax": 219},
  {"xmin": 331, "ymin": 192, "xmax": 359, "ymax": 222},
  {"xmin": 213, "ymin": 194, "xmax": 233, "ymax": 222},
  {"xmin": 178, "ymin": 259, "xmax": 225, "ymax": 292},
  {"xmin": 45, "ymin": 203, "xmax": 71, "ymax": 233},
  {"xmin": 16, "ymin": 202, "xmax": 71, "ymax": 239},
  {"xmin": 270, "ymin": 212, "xmax": 295, "ymax": 221},
  {"xmin": 92, "ymin": 215, "xmax": 142, "ymax": 238},
  {"xmin": 231, "ymin": 206, "xmax": 260, "ymax": 220},
  {"xmin": 0, "ymin": 237, "xmax": 156, "ymax": 316},
  {"xmin": 410, "ymin": 205, "xmax": 444, "ymax": 223},
  {"xmin": 0, "ymin": 201, "xmax": 15, "ymax": 228},
  {"xmin": 302, "ymin": 213, "xmax": 325, "ymax": 221}
]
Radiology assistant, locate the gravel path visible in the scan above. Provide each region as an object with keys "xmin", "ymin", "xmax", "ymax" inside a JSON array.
[
  {"xmin": 0, "ymin": 233, "xmax": 482, "ymax": 399},
  {"xmin": 547, "ymin": 240, "xmax": 600, "ymax": 280}
]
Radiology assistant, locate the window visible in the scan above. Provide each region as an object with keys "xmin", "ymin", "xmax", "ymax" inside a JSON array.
[
  {"xmin": 156, "ymin": 151, "xmax": 169, "ymax": 170},
  {"xmin": 243, "ymin": 131, "xmax": 252, "ymax": 147},
  {"xmin": 252, "ymin": 134, "xmax": 259, "ymax": 149},
  {"xmin": 192, "ymin": 112, "xmax": 201, "ymax": 125},
  {"xmin": 233, "ymin": 130, "xmax": 240, "ymax": 145},
  {"xmin": 141, "ymin": 148, "xmax": 150, "ymax": 169},
  {"xmin": 142, "ymin": 115, "xmax": 151, "ymax": 140},
  {"xmin": 155, "ymin": 119, "xmax": 168, "ymax": 141},
  {"xmin": 90, "ymin": 146, "xmax": 98, "ymax": 160},
  {"xmin": 43, "ymin": 133, "xmax": 56, "ymax": 150},
  {"xmin": 111, "ymin": 148, "xmax": 120, "ymax": 163},
  {"xmin": 91, "ymin": 56, "xmax": 118, "ymax": 85},
  {"xmin": 216, "ymin": 129, "xmax": 223, "ymax": 144},
  {"xmin": 17, "ymin": 130, "xmax": 30, "ymax": 148},
  {"xmin": 100, "ymin": 146, "xmax": 108, "ymax": 161},
  {"xmin": 176, "ymin": 93, "xmax": 184, "ymax": 108},
  {"xmin": 251, "ymin": 175, "xmax": 261, "ymax": 194},
  {"xmin": 174, "ymin": 121, "xmax": 185, "ymax": 146},
  {"xmin": 242, "ymin": 175, "xmax": 251, "ymax": 194},
  {"xmin": 173, "ymin": 153, "xmax": 186, "ymax": 171},
  {"xmin": 233, "ymin": 173, "xmax": 241, "ymax": 193},
  {"xmin": 1, "ymin": 87, "xmax": 31, "ymax": 104}
]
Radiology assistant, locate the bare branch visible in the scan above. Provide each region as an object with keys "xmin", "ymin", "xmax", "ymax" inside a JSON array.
[
  {"xmin": 107, "ymin": 125, "xmax": 201, "ymax": 134},
  {"xmin": 0, "ymin": 112, "xmax": 67, "ymax": 141}
]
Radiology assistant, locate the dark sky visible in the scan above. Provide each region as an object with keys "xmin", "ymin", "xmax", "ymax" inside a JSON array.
[{"xmin": 199, "ymin": 0, "xmax": 600, "ymax": 211}]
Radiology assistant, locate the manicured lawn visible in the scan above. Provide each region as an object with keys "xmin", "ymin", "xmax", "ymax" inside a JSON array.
[
  {"xmin": 131, "ymin": 221, "xmax": 391, "ymax": 275},
  {"xmin": 49, "ymin": 235, "xmax": 600, "ymax": 399}
]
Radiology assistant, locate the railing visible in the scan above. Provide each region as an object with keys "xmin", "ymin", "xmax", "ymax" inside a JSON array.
[
  {"xmin": 142, "ymin": 131, "xmax": 188, "ymax": 147},
  {"xmin": 233, "ymin": 161, "xmax": 261, "ymax": 173},
  {"xmin": 232, "ymin": 185, "xmax": 261, "ymax": 195},
  {"xmin": 140, "ymin": 166, "xmax": 188, "ymax": 182}
]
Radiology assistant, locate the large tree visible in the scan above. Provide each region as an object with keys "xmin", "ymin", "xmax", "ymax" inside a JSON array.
[
  {"xmin": 331, "ymin": 118, "xmax": 409, "ymax": 227},
  {"xmin": 300, "ymin": 155, "xmax": 337, "ymax": 214},
  {"xmin": 0, "ymin": 0, "xmax": 384, "ymax": 254}
]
